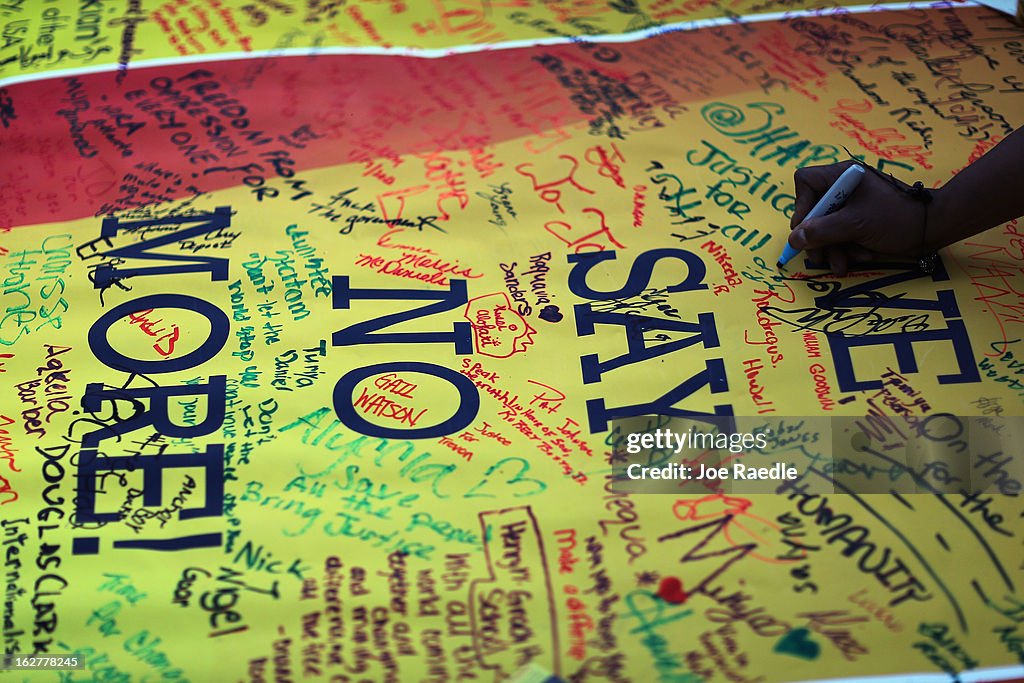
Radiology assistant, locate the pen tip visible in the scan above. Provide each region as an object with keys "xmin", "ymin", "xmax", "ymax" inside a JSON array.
[{"xmin": 776, "ymin": 261, "xmax": 785, "ymax": 269}]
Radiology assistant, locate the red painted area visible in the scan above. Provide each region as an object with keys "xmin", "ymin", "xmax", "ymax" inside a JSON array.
[
  {"xmin": 3, "ymin": 48, "xmax": 583, "ymax": 227},
  {"xmin": 1, "ymin": 21, "xmax": 785, "ymax": 228}
]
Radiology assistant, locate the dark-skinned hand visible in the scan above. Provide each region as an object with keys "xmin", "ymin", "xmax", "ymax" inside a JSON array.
[{"xmin": 788, "ymin": 160, "xmax": 929, "ymax": 276}]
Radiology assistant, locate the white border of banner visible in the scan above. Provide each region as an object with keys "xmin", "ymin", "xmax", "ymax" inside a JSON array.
[
  {"xmin": 0, "ymin": 1, "xmax": 985, "ymax": 89},
  {"xmin": 799, "ymin": 665, "xmax": 1024, "ymax": 683}
]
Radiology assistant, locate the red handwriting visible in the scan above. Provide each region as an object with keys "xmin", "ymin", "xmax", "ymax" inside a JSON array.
[
  {"xmin": 460, "ymin": 360, "xmax": 589, "ymax": 483},
  {"xmin": 353, "ymin": 386, "xmax": 428, "ymax": 427},
  {"xmin": 437, "ymin": 435, "xmax": 474, "ymax": 461},
  {"xmin": 426, "ymin": 0, "xmax": 511, "ymax": 43},
  {"xmin": 809, "ymin": 363, "xmax": 835, "ymax": 411},
  {"xmin": 829, "ymin": 99, "xmax": 933, "ymax": 169},
  {"xmin": 376, "ymin": 184, "xmax": 431, "ymax": 225},
  {"xmin": 742, "ymin": 358, "xmax": 776, "ymax": 415},
  {"xmin": 803, "ymin": 331, "xmax": 822, "ymax": 359},
  {"xmin": 957, "ymin": 218, "xmax": 1024, "ymax": 357},
  {"xmin": 651, "ymin": 0, "xmax": 715, "ymax": 19},
  {"xmin": 125, "ymin": 309, "xmax": 180, "ymax": 357},
  {"xmin": 558, "ymin": 417, "xmax": 594, "ymax": 458},
  {"xmin": 500, "ymin": 65, "xmax": 577, "ymax": 154},
  {"xmin": 464, "ymin": 293, "xmax": 536, "ymax": 358},
  {"xmin": 747, "ymin": 290, "xmax": 784, "ymax": 368},
  {"xmin": 0, "ymin": 414, "xmax": 18, "ymax": 475},
  {"xmin": 152, "ymin": 0, "xmax": 255, "ymax": 55},
  {"xmin": 0, "ymin": 473, "xmax": 16, "ymax": 506},
  {"xmin": 631, "ymin": 185, "xmax": 647, "ymax": 228},
  {"xmin": 555, "ymin": 528, "xmax": 579, "ymax": 575},
  {"xmin": 346, "ymin": 5, "xmax": 385, "ymax": 43},
  {"xmin": 418, "ymin": 149, "xmax": 470, "ymax": 222},
  {"xmin": 373, "ymin": 373, "xmax": 418, "ymax": 398},
  {"xmin": 473, "ymin": 421, "xmax": 512, "ymax": 447},
  {"xmin": 565, "ymin": 584, "xmax": 593, "ymax": 661},
  {"xmin": 462, "ymin": 360, "xmax": 499, "ymax": 383},
  {"xmin": 701, "ymin": 240, "xmax": 743, "ymax": 296},
  {"xmin": 376, "ymin": 229, "xmax": 436, "ymax": 254},
  {"xmin": 354, "ymin": 250, "xmax": 484, "ymax": 287},
  {"xmin": 754, "ymin": 29, "xmax": 828, "ymax": 103},
  {"xmin": 517, "ymin": 154, "xmax": 594, "ymax": 214},
  {"xmin": 545, "ymin": 0, "xmax": 611, "ymax": 22},
  {"xmin": 527, "ymin": 379, "xmax": 565, "ymax": 414},
  {"xmin": 546, "ymin": 207, "xmax": 626, "ymax": 253},
  {"xmin": 584, "ymin": 143, "xmax": 626, "ymax": 189}
]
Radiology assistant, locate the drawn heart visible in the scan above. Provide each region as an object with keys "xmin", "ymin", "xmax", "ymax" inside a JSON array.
[
  {"xmin": 656, "ymin": 577, "xmax": 688, "ymax": 604},
  {"xmin": 539, "ymin": 305, "xmax": 563, "ymax": 323},
  {"xmin": 774, "ymin": 628, "xmax": 820, "ymax": 660}
]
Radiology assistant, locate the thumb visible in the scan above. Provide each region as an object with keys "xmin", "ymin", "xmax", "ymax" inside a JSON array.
[{"xmin": 789, "ymin": 212, "xmax": 859, "ymax": 251}]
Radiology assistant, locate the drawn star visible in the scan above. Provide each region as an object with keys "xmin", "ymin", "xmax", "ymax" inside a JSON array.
[
  {"xmin": 635, "ymin": 571, "xmax": 660, "ymax": 587},
  {"xmin": 606, "ymin": 449, "xmax": 630, "ymax": 465}
]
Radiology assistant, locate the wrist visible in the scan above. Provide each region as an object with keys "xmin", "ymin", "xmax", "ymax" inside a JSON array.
[{"xmin": 925, "ymin": 185, "xmax": 967, "ymax": 251}]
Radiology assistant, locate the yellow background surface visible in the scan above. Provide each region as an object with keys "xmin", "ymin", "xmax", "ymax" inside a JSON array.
[{"xmin": 1, "ymin": 1, "xmax": 1023, "ymax": 682}]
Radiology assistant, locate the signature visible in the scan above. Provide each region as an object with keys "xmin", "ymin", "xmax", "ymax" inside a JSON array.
[
  {"xmin": 760, "ymin": 276, "xmax": 932, "ymax": 336},
  {"xmin": 761, "ymin": 303, "xmax": 930, "ymax": 336}
]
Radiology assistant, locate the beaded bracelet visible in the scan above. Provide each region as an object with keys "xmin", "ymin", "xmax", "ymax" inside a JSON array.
[{"xmin": 909, "ymin": 181, "xmax": 938, "ymax": 273}]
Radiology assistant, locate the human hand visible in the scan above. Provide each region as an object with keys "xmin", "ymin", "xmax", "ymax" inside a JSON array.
[{"xmin": 788, "ymin": 160, "xmax": 929, "ymax": 276}]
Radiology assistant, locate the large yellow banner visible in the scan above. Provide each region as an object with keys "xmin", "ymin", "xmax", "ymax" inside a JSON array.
[{"xmin": 1, "ymin": 1, "xmax": 1023, "ymax": 682}]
